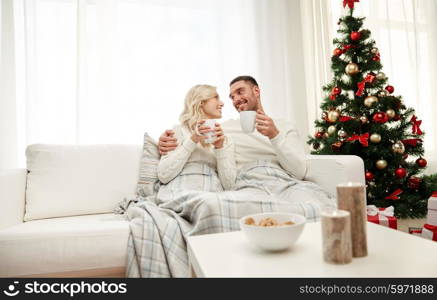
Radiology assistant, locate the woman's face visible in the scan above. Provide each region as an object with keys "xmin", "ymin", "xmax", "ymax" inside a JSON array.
[{"xmin": 201, "ymin": 95, "xmax": 224, "ymax": 119}]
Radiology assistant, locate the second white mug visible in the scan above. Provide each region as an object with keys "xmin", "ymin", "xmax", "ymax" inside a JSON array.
[{"xmin": 240, "ymin": 111, "xmax": 256, "ymax": 133}]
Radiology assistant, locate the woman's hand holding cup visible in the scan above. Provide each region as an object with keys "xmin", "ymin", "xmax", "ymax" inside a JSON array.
[
  {"xmin": 212, "ymin": 123, "xmax": 225, "ymax": 149},
  {"xmin": 191, "ymin": 120, "xmax": 212, "ymax": 143}
]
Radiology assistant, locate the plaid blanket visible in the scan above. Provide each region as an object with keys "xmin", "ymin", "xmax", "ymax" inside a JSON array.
[{"xmin": 120, "ymin": 160, "xmax": 335, "ymax": 277}]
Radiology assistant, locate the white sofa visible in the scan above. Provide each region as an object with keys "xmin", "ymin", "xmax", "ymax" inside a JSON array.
[{"xmin": 0, "ymin": 144, "xmax": 364, "ymax": 277}]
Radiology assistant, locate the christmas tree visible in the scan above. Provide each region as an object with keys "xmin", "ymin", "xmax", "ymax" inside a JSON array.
[{"xmin": 307, "ymin": 0, "xmax": 437, "ymax": 218}]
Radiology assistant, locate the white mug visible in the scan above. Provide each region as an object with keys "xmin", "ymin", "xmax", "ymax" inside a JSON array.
[
  {"xmin": 201, "ymin": 119, "xmax": 217, "ymax": 144},
  {"xmin": 240, "ymin": 111, "xmax": 256, "ymax": 133}
]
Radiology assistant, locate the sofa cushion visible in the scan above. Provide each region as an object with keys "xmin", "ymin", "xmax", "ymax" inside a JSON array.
[
  {"xmin": 0, "ymin": 214, "xmax": 129, "ymax": 277},
  {"xmin": 136, "ymin": 133, "xmax": 161, "ymax": 198},
  {"xmin": 25, "ymin": 144, "xmax": 142, "ymax": 221}
]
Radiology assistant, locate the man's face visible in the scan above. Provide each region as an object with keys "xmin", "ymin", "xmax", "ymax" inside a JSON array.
[{"xmin": 229, "ymin": 80, "xmax": 260, "ymax": 112}]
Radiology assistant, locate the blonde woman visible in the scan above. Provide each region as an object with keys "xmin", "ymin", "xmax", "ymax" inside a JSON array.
[{"xmin": 157, "ymin": 84, "xmax": 236, "ymax": 192}]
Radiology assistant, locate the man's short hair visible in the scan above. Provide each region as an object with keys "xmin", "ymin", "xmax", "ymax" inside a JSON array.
[{"xmin": 230, "ymin": 75, "xmax": 259, "ymax": 87}]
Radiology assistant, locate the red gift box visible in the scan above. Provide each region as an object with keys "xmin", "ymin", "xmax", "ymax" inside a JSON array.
[
  {"xmin": 421, "ymin": 224, "xmax": 437, "ymax": 241},
  {"xmin": 366, "ymin": 205, "xmax": 397, "ymax": 229}
]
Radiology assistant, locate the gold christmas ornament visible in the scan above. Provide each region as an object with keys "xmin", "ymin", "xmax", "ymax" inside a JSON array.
[
  {"xmin": 376, "ymin": 159, "xmax": 388, "ymax": 170},
  {"xmin": 364, "ymin": 96, "xmax": 378, "ymax": 107},
  {"xmin": 371, "ymin": 47, "xmax": 379, "ymax": 54},
  {"xmin": 370, "ymin": 133, "xmax": 382, "ymax": 143},
  {"xmin": 327, "ymin": 125, "xmax": 337, "ymax": 135},
  {"xmin": 345, "ymin": 62, "xmax": 360, "ymax": 75},
  {"xmin": 360, "ymin": 116, "xmax": 368, "ymax": 124},
  {"xmin": 322, "ymin": 112, "xmax": 328, "ymax": 120},
  {"xmin": 391, "ymin": 141, "xmax": 405, "ymax": 154},
  {"xmin": 376, "ymin": 72, "xmax": 386, "ymax": 80},
  {"xmin": 323, "ymin": 132, "xmax": 329, "ymax": 139},
  {"xmin": 386, "ymin": 109, "xmax": 396, "ymax": 119},
  {"xmin": 328, "ymin": 110, "xmax": 340, "ymax": 122}
]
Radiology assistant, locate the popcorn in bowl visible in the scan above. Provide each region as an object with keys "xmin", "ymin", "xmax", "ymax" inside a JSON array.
[
  {"xmin": 239, "ymin": 212, "xmax": 306, "ymax": 251},
  {"xmin": 245, "ymin": 217, "xmax": 294, "ymax": 227}
]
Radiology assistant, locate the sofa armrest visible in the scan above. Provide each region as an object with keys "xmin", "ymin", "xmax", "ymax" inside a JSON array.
[
  {"xmin": 0, "ymin": 169, "xmax": 27, "ymax": 230},
  {"xmin": 304, "ymin": 155, "xmax": 365, "ymax": 197}
]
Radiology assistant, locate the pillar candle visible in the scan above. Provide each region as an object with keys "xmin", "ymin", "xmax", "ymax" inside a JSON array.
[
  {"xmin": 337, "ymin": 182, "xmax": 368, "ymax": 257},
  {"xmin": 321, "ymin": 209, "xmax": 352, "ymax": 264}
]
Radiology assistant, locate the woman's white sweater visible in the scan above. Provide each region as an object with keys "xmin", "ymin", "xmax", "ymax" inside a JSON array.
[{"xmin": 157, "ymin": 124, "xmax": 237, "ymax": 190}]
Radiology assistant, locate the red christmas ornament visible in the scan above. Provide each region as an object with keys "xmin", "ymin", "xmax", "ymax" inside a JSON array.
[
  {"xmin": 315, "ymin": 132, "xmax": 323, "ymax": 139},
  {"xmin": 385, "ymin": 85, "xmax": 394, "ymax": 94},
  {"xmin": 408, "ymin": 176, "xmax": 422, "ymax": 190},
  {"xmin": 416, "ymin": 158, "xmax": 427, "ymax": 168},
  {"xmin": 372, "ymin": 54, "xmax": 381, "ymax": 61},
  {"xmin": 365, "ymin": 171, "xmax": 374, "ymax": 181},
  {"xmin": 350, "ymin": 31, "xmax": 361, "ymax": 41},
  {"xmin": 333, "ymin": 48, "xmax": 343, "ymax": 56},
  {"xmin": 393, "ymin": 115, "xmax": 401, "ymax": 121},
  {"xmin": 333, "ymin": 87, "xmax": 342, "ymax": 95},
  {"xmin": 395, "ymin": 168, "xmax": 407, "ymax": 179},
  {"xmin": 329, "ymin": 87, "xmax": 342, "ymax": 100},
  {"xmin": 372, "ymin": 112, "xmax": 388, "ymax": 124}
]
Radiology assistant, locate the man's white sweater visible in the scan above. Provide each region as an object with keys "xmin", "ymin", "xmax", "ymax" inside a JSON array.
[{"xmin": 221, "ymin": 118, "xmax": 307, "ymax": 180}]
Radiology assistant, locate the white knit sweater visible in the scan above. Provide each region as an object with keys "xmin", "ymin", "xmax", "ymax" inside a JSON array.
[
  {"xmin": 157, "ymin": 124, "xmax": 237, "ymax": 190},
  {"xmin": 221, "ymin": 118, "xmax": 307, "ymax": 180}
]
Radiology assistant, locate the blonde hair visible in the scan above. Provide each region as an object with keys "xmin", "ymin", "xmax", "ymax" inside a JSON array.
[{"xmin": 179, "ymin": 84, "xmax": 218, "ymax": 133}]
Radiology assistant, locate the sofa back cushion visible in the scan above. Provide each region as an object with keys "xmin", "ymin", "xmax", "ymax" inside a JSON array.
[{"xmin": 24, "ymin": 144, "xmax": 142, "ymax": 221}]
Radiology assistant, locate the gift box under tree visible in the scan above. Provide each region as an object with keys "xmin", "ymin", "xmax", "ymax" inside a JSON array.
[
  {"xmin": 366, "ymin": 205, "xmax": 397, "ymax": 229},
  {"xmin": 421, "ymin": 224, "xmax": 437, "ymax": 241},
  {"xmin": 421, "ymin": 191, "xmax": 437, "ymax": 241}
]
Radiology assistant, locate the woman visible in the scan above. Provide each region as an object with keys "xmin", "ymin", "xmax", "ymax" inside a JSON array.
[{"xmin": 157, "ymin": 84, "xmax": 236, "ymax": 192}]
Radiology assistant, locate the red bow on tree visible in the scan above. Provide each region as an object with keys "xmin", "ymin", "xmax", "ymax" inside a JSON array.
[
  {"xmin": 401, "ymin": 138, "xmax": 422, "ymax": 147},
  {"xmin": 385, "ymin": 189, "xmax": 403, "ymax": 200},
  {"xmin": 347, "ymin": 132, "xmax": 369, "ymax": 147},
  {"xmin": 356, "ymin": 74, "xmax": 376, "ymax": 96},
  {"xmin": 343, "ymin": 0, "xmax": 360, "ymax": 9},
  {"xmin": 339, "ymin": 116, "xmax": 353, "ymax": 122},
  {"xmin": 410, "ymin": 115, "xmax": 423, "ymax": 135},
  {"xmin": 335, "ymin": 45, "xmax": 355, "ymax": 56}
]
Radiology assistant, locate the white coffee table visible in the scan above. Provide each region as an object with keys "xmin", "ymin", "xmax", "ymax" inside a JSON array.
[{"xmin": 187, "ymin": 222, "xmax": 437, "ymax": 277}]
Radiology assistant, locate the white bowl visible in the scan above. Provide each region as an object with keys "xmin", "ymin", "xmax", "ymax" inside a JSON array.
[{"xmin": 239, "ymin": 212, "xmax": 306, "ymax": 251}]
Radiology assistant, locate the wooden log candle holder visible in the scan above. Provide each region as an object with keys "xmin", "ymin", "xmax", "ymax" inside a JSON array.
[
  {"xmin": 336, "ymin": 182, "xmax": 368, "ymax": 258},
  {"xmin": 321, "ymin": 209, "xmax": 352, "ymax": 264}
]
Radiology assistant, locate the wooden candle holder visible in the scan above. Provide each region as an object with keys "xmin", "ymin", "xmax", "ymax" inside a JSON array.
[
  {"xmin": 321, "ymin": 209, "xmax": 352, "ymax": 264},
  {"xmin": 337, "ymin": 182, "xmax": 368, "ymax": 258}
]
